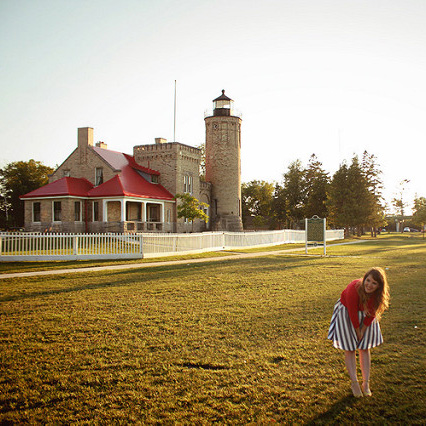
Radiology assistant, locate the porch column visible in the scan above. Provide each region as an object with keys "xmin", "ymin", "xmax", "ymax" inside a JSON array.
[
  {"xmin": 141, "ymin": 202, "xmax": 146, "ymax": 222},
  {"xmin": 159, "ymin": 202, "xmax": 164, "ymax": 222},
  {"xmin": 103, "ymin": 200, "xmax": 108, "ymax": 221},
  {"xmin": 121, "ymin": 200, "xmax": 126, "ymax": 221}
]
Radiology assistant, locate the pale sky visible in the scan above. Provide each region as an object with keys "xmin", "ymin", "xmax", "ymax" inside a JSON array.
[{"xmin": 1, "ymin": 0, "xmax": 425, "ymax": 213}]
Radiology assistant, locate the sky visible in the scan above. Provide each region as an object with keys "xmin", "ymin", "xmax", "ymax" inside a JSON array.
[{"xmin": 1, "ymin": 0, "xmax": 425, "ymax": 213}]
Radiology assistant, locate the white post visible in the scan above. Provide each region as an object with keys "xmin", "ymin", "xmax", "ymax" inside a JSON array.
[
  {"xmin": 323, "ymin": 218, "xmax": 327, "ymax": 256},
  {"xmin": 305, "ymin": 218, "xmax": 308, "ymax": 254},
  {"xmin": 103, "ymin": 200, "xmax": 108, "ymax": 222},
  {"xmin": 139, "ymin": 234, "xmax": 143, "ymax": 257},
  {"xmin": 159, "ymin": 202, "xmax": 164, "ymax": 222},
  {"xmin": 73, "ymin": 235, "xmax": 78, "ymax": 255},
  {"xmin": 121, "ymin": 200, "xmax": 126, "ymax": 222}
]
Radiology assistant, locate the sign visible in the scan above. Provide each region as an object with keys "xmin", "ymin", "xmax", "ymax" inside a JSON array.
[{"xmin": 305, "ymin": 215, "xmax": 326, "ymax": 255}]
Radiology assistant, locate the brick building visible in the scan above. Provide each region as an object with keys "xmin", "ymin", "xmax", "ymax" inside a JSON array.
[{"xmin": 21, "ymin": 91, "xmax": 243, "ymax": 233}]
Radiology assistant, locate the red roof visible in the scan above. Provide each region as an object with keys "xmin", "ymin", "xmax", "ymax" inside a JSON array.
[
  {"xmin": 21, "ymin": 155, "xmax": 174, "ymax": 201},
  {"xmin": 88, "ymin": 165, "xmax": 173, "ymax": 200},
  {"xmin": 124, "ymin": 153, "xmax": 160, "ymax": 176},
  {"xmin": 20, "ymin": 177, "xmax": 93, "ymax": 199}
]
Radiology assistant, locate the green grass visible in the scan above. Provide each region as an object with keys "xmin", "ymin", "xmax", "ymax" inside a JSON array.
[
  {"xmin": 0, "ymin": 250, "xmax": 234, "ymax": 275},
  {"xmin": 1, "ymin": 234, "xmax": 425, "ymax": 424}
]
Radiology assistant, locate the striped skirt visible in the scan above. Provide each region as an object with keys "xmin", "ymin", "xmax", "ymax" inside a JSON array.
[{"xmin": 327, "ymin": 299, "xmax": 383, "ymax": 351}]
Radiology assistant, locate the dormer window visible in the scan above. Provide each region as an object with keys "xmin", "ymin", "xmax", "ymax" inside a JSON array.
[
  {"xmin": 63, "ymin": 170, "xmax": 70, "ymax": 177},
  {"xmin": 95, "ymin": 168, "xmax": 103, "ymax": 186},
  {"xmin": 151, "ymin": 175, "xmax": 159, "ymax": 184}
]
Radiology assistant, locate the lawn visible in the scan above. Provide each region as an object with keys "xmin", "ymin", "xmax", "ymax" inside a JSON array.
[{"xmin": 1, "ymin": 234, "xmax": 425, "ymax": 424}]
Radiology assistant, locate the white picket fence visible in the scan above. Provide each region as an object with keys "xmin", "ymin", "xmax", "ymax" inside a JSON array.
[{"xmin": 0, "ymin": 229, "xmax": 344, "ymax": 261}]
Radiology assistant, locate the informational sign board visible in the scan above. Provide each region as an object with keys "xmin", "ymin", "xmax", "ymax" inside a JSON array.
[{"xmin": 305, "ymin": 215, "xmax": 326, "ymax": 255}]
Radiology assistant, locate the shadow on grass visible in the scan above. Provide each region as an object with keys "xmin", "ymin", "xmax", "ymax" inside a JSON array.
[
  {"xmin": 0, "ymin": 278, "xmax": 133, "ymax": 303},
  {"xmin": 0, "ymin": 256, "xmax": 316, "ymax": 303},
  {"xmin": 306, "ymin": 395, "xmax": 357, "ymax": 425}
]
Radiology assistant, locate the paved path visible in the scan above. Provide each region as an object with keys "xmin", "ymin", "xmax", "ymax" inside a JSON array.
[{"xmin": 0, "ymin": 240, "xmax": 365, "ymax": 280}]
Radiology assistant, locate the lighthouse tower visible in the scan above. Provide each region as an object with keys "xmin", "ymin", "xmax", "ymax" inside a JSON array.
[{"xmin": 205, "ymin": 90, "xmax": 243, "ymax": 231}]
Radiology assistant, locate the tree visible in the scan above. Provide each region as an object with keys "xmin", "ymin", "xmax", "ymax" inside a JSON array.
[
  {"xmin": 282, "ymin": 160, "xmax": 307, "ymax": 228},
  {"xmin": 413, "ymin": 197, "xmax": 426, "ymax": 231},
  {"xmin": 304, "ymin": 154, "xmax": 329, "ymax": 219},
  {"xmin": 271, "ymin": 183, "xmax": 287, "ymax": 229},
  {"xmin": 0, "ymin": 173, "xmax": 12, "ymax": 229},
  {"xmin": 327, "ymin": 162, "xmax": 352, "ymax": 233},
  {"xmin": 361, "ymin": 151, "xmax": 386, "ymax": 236},
  {"xmin": 241, "ymin": 180, "xmax": 274, "ymax": 228},
  {"xmin": 347, "ymin": 156, "xmax": 373, "ymax": 234},
  {"xmin": 1, "ymin": 160, "xmax": 54, "ymax": 228},
  {"xmin": 392, "ymin": 179, "xmax": 410, "ymax": 231},
  {"xmin": 175, "ymin": 193, "xmax": 209, "ymax": 231},
  {"xmin": 327, "ymin": 156, "xmax": 372, "ymax": 236}
]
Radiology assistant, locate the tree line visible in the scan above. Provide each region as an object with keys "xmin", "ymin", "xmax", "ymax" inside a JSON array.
[
  {"xmin": 242, "ymin": 151, "xmax": 426, "ymax": 235},
  {"xmin": 1, "ymin": 155, "xmax": 426, "ymax": 233}
]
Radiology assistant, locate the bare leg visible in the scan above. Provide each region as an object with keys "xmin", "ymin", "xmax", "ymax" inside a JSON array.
[
  {"xmin": 345, "ymin": 351, "xmax": 362, "ymax": 397},
  {"xmin": 359, "ymin": 349, "xmax": 372, "ymax": 396}
]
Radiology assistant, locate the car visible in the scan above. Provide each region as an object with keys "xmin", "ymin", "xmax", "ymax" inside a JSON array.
[{"xmin": 403, "ymin": 227, "xmax": 411, "ymax": 232}]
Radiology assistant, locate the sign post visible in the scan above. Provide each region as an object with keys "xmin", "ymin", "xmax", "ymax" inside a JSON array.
[{"xmin": 305, "ymin": 215, "xmax": 326, "ymax": 255}]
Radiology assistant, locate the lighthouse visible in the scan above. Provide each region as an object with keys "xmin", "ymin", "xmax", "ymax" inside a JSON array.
[{"xmin": 205, "ymin": 90, "xmax": 243, "ymax": 231}]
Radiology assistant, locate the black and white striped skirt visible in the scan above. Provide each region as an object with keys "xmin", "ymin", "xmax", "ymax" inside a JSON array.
[{"xmin": 327, "ymin": 299, "xmax": 383, "ymax": 351}]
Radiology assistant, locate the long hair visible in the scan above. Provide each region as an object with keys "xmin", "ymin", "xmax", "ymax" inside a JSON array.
[{"xmin": 357, "ymin": 267, "xmax": 390, "ymax": 320}]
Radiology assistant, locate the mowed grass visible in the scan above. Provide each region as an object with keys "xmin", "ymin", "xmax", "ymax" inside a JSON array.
[{"xmin": 0, "ymin": 235, "xmax": 425, "ymax": 424}]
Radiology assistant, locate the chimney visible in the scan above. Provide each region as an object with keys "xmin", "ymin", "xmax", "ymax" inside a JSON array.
[
  {"xmin": 155, "ymin": 137, "xmax": 167, "ymax": 144},
  {"xmin": 78, "ymin": 127, "xmax": 94, "ymax": 164},
  {"xmin": 96, "ymin": 141, "xmax": 108, "ymax": 149}
]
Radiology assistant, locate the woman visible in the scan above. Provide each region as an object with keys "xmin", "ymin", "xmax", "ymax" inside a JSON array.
[{"xmin": 328, "ymin": 267, "xmax": 390, "ymax": 397}]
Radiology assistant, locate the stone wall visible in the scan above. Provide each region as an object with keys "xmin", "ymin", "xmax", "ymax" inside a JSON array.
[
  {"xmin": 205, "ymin": 115, "xmax": 243, "ymax": 231},
  {"xmin": 24, "ymin": 198, "xmax": 87, "ymax": 233}
]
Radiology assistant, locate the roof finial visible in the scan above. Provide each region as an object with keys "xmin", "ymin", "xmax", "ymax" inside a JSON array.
[{"xmin": 222, "ymin": 89, "xmax": 225, "ymax": 95}]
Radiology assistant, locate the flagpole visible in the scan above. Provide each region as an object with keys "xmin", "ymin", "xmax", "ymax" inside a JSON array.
[{"xmin": 174, "ymin": 80, "xmax": 177, "ymax": 142}]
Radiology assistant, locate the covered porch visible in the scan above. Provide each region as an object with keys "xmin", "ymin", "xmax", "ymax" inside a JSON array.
[{"xmin": 97, "ymin": 197, "xmax": 175, "ymax": 233}]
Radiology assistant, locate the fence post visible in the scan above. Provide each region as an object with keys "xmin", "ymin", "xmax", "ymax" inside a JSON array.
[
  {"xmin": 73, "ymin": 235, "xmax": 78, "ymax": 255},
  {"xmin": 0, "ymin": 235, "xmax": 2, "ymax": 256},
  {"xmin": 139, "ymin": 234, "xmax": 144, "ymax": 258}
]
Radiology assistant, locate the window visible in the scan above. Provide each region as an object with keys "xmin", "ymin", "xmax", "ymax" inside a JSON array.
[
  {"xmin": 183, "ymin": 175, "xmax": 193, "ymax": 194},
  {"xmin": 33, "ymin": 202, "xmax": 41, "ymax": 222},
  {"xmin": 151, "ymin": 175, "xmax": 159, "ymax": 184},
  {"xmin": 53, "ymin": 201, "xmax": 61, "ymax": 222},
  {"xmin": 93, "ymin": 201, "xmax": 99, "ymax": 222},
  {"xmin": 95, "ymin": 168, "xmax": 103, "ymax": 186},
  {"xmin": 63, "ymin": 170, "xmax": 71, "ymax": 177},
  {"xmin": 74, "ymin": 201, "xmax": 81, "ymax": 222}
]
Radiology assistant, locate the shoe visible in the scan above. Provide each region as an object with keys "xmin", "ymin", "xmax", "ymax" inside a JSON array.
[
  {"xmin": 362, "ymin": 381, "xmax": 372, "ymax": 396},
  {"xmin": 351, "ymin": 381, "xmax": 363, "ymax": 397}
]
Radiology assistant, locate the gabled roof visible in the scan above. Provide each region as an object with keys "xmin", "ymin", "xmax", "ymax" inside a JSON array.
[
  {"xmin": 21, "ymin": 156, "xmax": 174, "ymax": 201},
  {"xmin": 92, "ymin": 147, "xmax": 160, "ymax": 175},
  {"xmin": 92, "ymin": 146, "xmax": 129, "ymax": 171},
  {"xmin": 20, "ymin": 177, "xmax": 93, "ymax": 199},
  {"xmin": 88, "ymin": 165, "xmax": 173, "ymax": 200}
]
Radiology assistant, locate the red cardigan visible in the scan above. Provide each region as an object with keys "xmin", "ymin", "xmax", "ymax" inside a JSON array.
[{"xmin": 340, "ymin": 279, "xmax": 376, "ymax": 328}]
